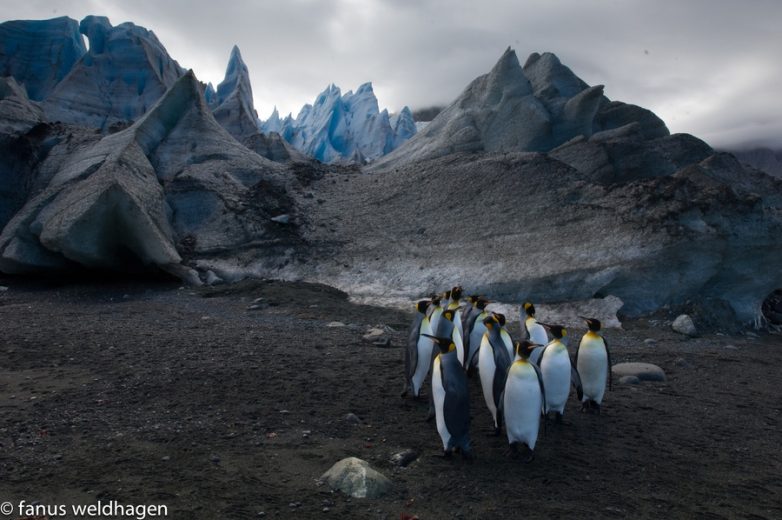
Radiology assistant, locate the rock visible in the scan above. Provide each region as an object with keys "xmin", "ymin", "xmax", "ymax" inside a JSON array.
[
  {"xmin": 612, "ymin": 362, "xmax": 666, "ymax": 382},
  {"xmin": 326, "ymin": 321, "xmax": 346, "ymax": 328},
  {"xmin": 320, "ymin": 457, "xmax": 391, "ymax": 499},
  {"xmin": 643, "ymin": 338, "xmax": 657, "ymax": 346},
  {"xmin": 344, "ymin": 413, "xmax": 361, "ymax": 425},
  {"xmin": 673, "ymin": 357, "xmax": 692, "ymax": 368},
  {"xmin": 619, "ymin": 375, "xmax": 640, "ymax": 385},
  {"xmin": 362, "ymin": 328, "xmax": 385, "ymax": 340},
  {"xmin": 205, "ymin": 270, "xmax": 222, "ymax": 286},
  {"xmin": 389, "ymin": 449, "xmax": 418, "ymax": 467},
  {"xmin": 0, "ymin": 286, "xmax": 7, "ymax": 291},
  {"xmin": 271, "ymin": 214, "xmax": 291, "ymax": 224},
  {"xmin": 372, "ymin": 338, "xmax": 392, "ymax": 348},
  {"xmin": 672, "ymin": 314, "xmax": 697, "ymax": 336}
]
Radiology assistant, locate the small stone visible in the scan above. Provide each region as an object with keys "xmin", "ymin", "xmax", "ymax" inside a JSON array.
[
  {"xmin": 612, "ymin": 362, "xmax": 666, "ymax": 382},
  {"xmin": 210, "ymin": 455, "xmax": 221, "ymax": 464},
  {"xmin": 320, "ymin": 457, "xmax": 392, "ymax": 498},
  {"xmin": 327, "ymin": 321, "xmax": 346, "ymax": 328},
  {"xmin": 323, "ymin": 507, "xmax": 330, "ymax": 512},
  {"xmin": 344, "ymin": 413, "xmax": 361, "ymax": 425},
  {"xmin": 724, "ymin": 344, "xmax": 738, "ymax": 350},
  {"xmin": 363, "ymin": 328, "xmax": 385, "ymax": 341},
  {"xmin": 672, "ymin": 314, "xmax": 697, "ymax": 337},
  {"xmin": 390, "ymin": 449, "xmax": 419, "ymax": 467},
  {"xmin": 673, "ymin": 357, "xmax": 691, "ymax": 368},
  {"xmin": 0, "ymin": 286, "xmax": 8, "ymax": 291},
  {"xmin": 161, "ymin": 455, "xmax": 170, "ymax": 461},
  {"xmin": 205, "ymin": 270, "xmax": 222, "ymax": 286},
  {"xmin": 271, "ymin": 214, "xmax": 291, "ymax": 224},
  {"xmin": 619, "ymin": 375, "xmax": 640, "ymax": 385},
  {"xmin": 643, "ymin": 338, "xmax": 657, "ymax": 346}
]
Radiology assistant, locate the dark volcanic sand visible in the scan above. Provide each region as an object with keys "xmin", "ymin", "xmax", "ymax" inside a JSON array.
[{"xmin": 0, "ymin": 278, "xmax": 780, "ymax": 519}]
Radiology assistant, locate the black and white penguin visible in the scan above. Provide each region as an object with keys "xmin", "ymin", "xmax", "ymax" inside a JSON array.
[
  {"xmin": 447, "ymin": 286, "xmax": 465, "ymax": 344},
  {"xmin": 502, "ymin": 340, "xmax": 547, "ymax": 462},
  {"xmin": 521, "ymin": 302, "xmax": 548, "ymax": 366},
  {"xmin": 428, "ymin": 294, "xmax": 444, "ymax": 338},
  {"xmin": 433, "ymin": 308, "xmax": 465, "ymax": 368},
  {"xmin": 425, "ymin": 334, "xmax": 473, "ymax": 459},
  {"xmin": 575, "ymin": 317, "xmax": 612, "ymax": 413},
  {"xmin": 402, "ymin": 300, "xmax": 435, "ymax": 398},
  {"xmin": 537, "ymin": 323, "xmax": 583, "ymax": 421},
  {"xmin": 464, "ymin": 298, "xmax": 491, "ymax": 370},
  {"xmin": 478, "ymin": 314, "xmax": 513, "ymax": 435}
]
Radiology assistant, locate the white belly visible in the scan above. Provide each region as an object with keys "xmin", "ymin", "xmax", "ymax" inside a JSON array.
[
  {"xmin": 477, "ymin": 334, "xmax": 498, "ymax": 424},
  {"xmin": 528, "ymin": 321, "xmax": 548, "ymax": 347},
  {"xmin": 541, "ymin": 345, "xmax": 571, "ymax": 413},
  {"xmin": 503, "ymin": 363, "xmax": 543, "ymax": 449},
  {"xmin": 578, "ymin": 341, "xmax": 608, "ymax": 404},
  {"xmin": 432, "ymin": 356, "xmax": 450, "ymax": 449},
  {"xmin": 411, "ymin": 320, "xmax": 434, "ymax": 396}
]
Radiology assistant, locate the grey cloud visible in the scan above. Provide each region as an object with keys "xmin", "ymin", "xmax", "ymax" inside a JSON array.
[{"xmin": 1, "ymin": 0, "xmax": 780, "ymax": 148}]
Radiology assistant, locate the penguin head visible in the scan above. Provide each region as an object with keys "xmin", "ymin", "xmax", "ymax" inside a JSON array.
[
  {"xmin": 540, "ymin": 323, "xmax": 566, "ymax": 339},
  {"xmin": 515, "ymin": 340, "xmax": 540, "ymax": 359},
  {"xmin": 580, "ymin": 316, "xmax": 602, "ymax": 332},
  {"xmin": 476, "ymin": 298, "xmax": 490, "ymax": 310},
  {"xmin": 482, "ymin": 314, "xmax": 498, "ymax": 329},
  {"xmin": 415, "ymin": 300, "xmax": 430, "ymax": 314},
  {"xmin": 422, "ymin": 334, "xmax": 456, "ymax": 354},
  {"xmin": 494, "ymin": 313, "xmax": 507, "ymax": 327},
  {"xmin": 450, "ymin": 285, "xmax": 463, "ymax": 301},
  {"xmin": 523, "ymin": 302, "xmax": 536, "ymax": 317},
  {"xmin": 430, "ymin": 293, "xmax": 441, "ymax": 306}
]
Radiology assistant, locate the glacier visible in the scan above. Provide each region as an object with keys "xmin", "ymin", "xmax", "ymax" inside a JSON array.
[{"xmin": 263, "ymin": 82, "xmax": 416, "ymax": 164}]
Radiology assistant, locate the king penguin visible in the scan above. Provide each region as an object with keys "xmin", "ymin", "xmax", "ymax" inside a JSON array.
[
  {"xmin": 425, "ymin": 334, "xmax": 473, "ymax": 459},
  {"xmin": 501, "ymin": 340, "xmax": 547, "ymax": 462},
  {"xmin": 521, "ymin": 302, "xmax": 548, "ymax": 366},
  {"xmin": 447, "ymin": 285, "xmax": 465, "ymax": 343},
  {"xmin": 402, "ymin": 300, "xmax": 435, "ymax": 398},
  {"xmin": 465, "ymin": 298, "xmax": 491, "ymax": 370},
  {"xmin": 433, "ymin": 308, "xmax": 465, "ymax": 368},
  {"xmin": 478, "ymin": 314, "xmax": 513, "ymax": 435},
  {"xmin": 537, "ymin": 323, "xmax": 583, "ymax": 421},
  {"xmin": 575, "ymin": 317, "xmax": 612, "ymax": 413},
  {"xmin": 428, "ymin": 294, "xmax": 444, "ymax": 340}
]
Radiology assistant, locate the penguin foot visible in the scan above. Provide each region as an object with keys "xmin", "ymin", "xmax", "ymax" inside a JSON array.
[
  {"xmin": 505, "ymin": 443, "xmax": 519, "ymax": 459},
  {"xmin": 520, "ymin": 446, "xmax": 535, "ymax": 464}
]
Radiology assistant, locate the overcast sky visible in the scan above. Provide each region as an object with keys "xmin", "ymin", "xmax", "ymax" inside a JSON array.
[{"xmin": 2, "ymin": 0, "xmax": 780, "ymax": 149}]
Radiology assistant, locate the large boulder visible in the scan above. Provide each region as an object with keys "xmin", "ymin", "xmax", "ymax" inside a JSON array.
[{"xmin": 320, "ymin": 457, "xmax": 391, "ymax": 499}]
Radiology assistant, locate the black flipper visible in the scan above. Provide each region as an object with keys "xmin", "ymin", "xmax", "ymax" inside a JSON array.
[
  {"xmin": 605, "ymin": 336, "xmax": 613, "ymax": 391},
  {"xmin": 532, "ymin": 363, "xmax": 547, "ymax": 416},
  {"xmin": 570, "ymin": 364, "xmax": 584, "ymax": 401}
]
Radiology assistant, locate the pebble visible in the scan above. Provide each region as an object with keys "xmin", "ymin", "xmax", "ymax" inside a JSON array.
[
  {"xmin": 271, "ymin": 214, "xmax": 291, "ymax": 224},
  {"xmin": 0, "ymin": 286, "xmax": 8, "ymax": 291},
  {"xmin": 672, "ymin": 314, "xmax": 697, "ymax": 337},
  {"xmin": 725, "ymin": 344, "xmax": 738, "ymax": 350},
  {"xmin": 673, "ymin": 357, "xmax": 692, "ymax": 368},
  {"xmin": 326, "ymin": 321, "xmax": 346, "ymax": 328},
  {"xmin": 210, "ymin": 455, "xmax": 221, "ymax": 464},
  {"xmin": 612, "ymin": 362, "xmax": 666, "ymax": 382},
  {"xmin": 390, "ymin": 449, "xmax": 419, "ymax": 467},
  {"xmin": 345, "ymin": 413, "xmax": 361, "ymax": 425},
  {"xmin": 643, "ymin": 338, "xmax": 657, "ymax": 346}
]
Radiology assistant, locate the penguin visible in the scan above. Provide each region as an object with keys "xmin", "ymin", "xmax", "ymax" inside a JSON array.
[
  {"xmin": 402, "ymin": 300, "xmax": 435, "ymax": 398},
  {"xmin": 447, "ymin": 286, "xmax": 465, "ymax": 345},
  {"xmin": 465, "ymin": 298, "xmax": 491, "ymax": 370},
  {"xmin": 501, "ymin": 340, "xmax": 547, "ymax": 462},
  {"xmin": 521, "ymin": 302, "xmax": 548, "ymax": 366},
  {"xmin": 478, "ymin": 314, "xmax": 513, "ymax": 435},
  {"xmin": 537, "ymin": 323, "xmax": 583, "ymax": 421},
  {"xmin": 460, "ymin": 295, "xmax": 480, "ymax": 333},
  {"xmin": 428, "ymin": 294, "xmax": 444, "ymax": 339},
  {"xmin": 424, "ymin": 334, "xmax": 472, "ymax": 459},
  {"xmin": 433, "ymin": 308, "xmax": 465, "ymax": 368},
  {"xmin": 494, "ymin": 312, "xmax": 515, "ymax": 360},
  {"xmin": 575, "ymin": 317, "xmax": 612, "ymax": 413}
]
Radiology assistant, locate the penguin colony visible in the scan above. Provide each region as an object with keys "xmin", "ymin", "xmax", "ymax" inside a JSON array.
[{"xmin": 402, "ymin": 286, "xmax": 612, "ymax": 462}]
